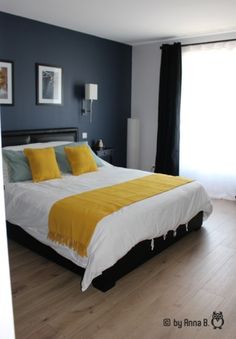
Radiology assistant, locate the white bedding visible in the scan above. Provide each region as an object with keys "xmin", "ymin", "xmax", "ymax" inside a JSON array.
[{"xmin": 5, "ymin": 166, "xmax": 212, "ymax": 291}]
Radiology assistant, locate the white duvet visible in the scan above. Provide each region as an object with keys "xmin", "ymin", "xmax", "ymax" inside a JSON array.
[{"xmin": 5, "ymin": 166, "xmax": 212, "ymax": 291}]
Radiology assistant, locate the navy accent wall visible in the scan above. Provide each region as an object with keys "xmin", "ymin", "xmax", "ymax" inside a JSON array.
[{"xmin": 0, "ymin": 12, "xmax": 132, "ymax": 166}]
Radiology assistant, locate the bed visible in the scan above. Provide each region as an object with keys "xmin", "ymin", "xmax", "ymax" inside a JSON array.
[{"xmin": 2, "ymin": 127, "xmax": 212, "ymax": 292}]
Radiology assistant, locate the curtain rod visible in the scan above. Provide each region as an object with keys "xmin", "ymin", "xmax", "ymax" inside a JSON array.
[
  {"xmin": 182, "ymin": 37, "xmax": 236, "ymax": 47},
  {"xmin": 160, "ymin": 38, "xmax": 236, "ymax": 49}
]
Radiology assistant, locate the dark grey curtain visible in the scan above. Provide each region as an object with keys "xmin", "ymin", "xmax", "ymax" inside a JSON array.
[{"xmin": 155, "ymin": 43, "xmax": 182, "ymax": 175}]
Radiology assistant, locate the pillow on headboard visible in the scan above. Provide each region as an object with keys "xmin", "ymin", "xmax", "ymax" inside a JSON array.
[
  {"xmin": 2, "ymin": 141, "xmax": 106, "ymax": 183},
  {"xmin": 24, "ymin": 147, "xmax": 61, "ymax": 182},
  {"xmin": 2, "ymin": 141, "xmax": 72, "ymax": 183},
  {"xmin": 3, "ymin": 141, "xmax": 72, "ymax": 152},
  {"xmin": 2, "ymin": 149, "xmax": 32, "ymax": 182},
  {"xmin": 64, "ymin": 144, "xmax": 98, "ymax": 175},
  {"xmin": 54, "ymin": 142, "xmax": 105, "ymax": 173}
]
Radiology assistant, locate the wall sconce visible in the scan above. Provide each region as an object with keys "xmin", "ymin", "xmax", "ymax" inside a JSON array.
[{"xmin": 82, "ymin": 83, "xmax": 98, "ymax": 123}]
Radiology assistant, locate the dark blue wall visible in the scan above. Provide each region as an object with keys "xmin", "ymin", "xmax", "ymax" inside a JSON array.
[{"xmin": 0, "ymin": 12, "xmax": 132, "ymax": 166}]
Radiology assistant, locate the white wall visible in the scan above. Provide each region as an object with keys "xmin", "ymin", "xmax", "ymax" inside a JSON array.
[
  {"xmin": 131, "ymin": 32, "xmax": 236, "ymax": 171},
  {"xmin": 131, "ymin": 42, "xmax": 161, "ymax": 171},
  {"xmin": 0, "ymin": 113, "xmax": 15, "ymax": 339}
]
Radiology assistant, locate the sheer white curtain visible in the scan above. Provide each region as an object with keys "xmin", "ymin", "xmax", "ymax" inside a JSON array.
[{"xmin": 180, "ymin": 41, "xmax": 236, "ymax": 200}]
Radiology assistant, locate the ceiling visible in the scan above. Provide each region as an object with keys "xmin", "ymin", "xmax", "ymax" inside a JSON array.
[{"xmin": 1, "ymin": 0, "xmax": 236, "ymax": 45}]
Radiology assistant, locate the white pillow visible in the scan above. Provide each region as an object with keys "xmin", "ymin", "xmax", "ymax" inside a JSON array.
[{"xmin": 3, "ymin": 141, "xmax": 72, "ymax": 151}]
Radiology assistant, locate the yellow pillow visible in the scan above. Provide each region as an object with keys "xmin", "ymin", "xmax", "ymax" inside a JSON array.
[
  {"xmin": 24, "ymin": 148, "xmax": 61, "ymax": 182},
  {"xmin": 64, "ymin": 144, "xmax": 97, "ymax": 175}
]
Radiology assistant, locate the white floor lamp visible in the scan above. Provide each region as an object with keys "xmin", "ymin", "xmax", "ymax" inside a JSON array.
[{"xmin": 127, "ymin": 118, "xmax": 140, "ymax": 169}]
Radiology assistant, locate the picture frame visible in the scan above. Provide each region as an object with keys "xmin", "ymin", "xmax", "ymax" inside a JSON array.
[
  {"xmin": 36, "ymin": 64, "xmax": 62, "ymax": 105},
  {"xmin": 0, "ymin": 60, "xmax": 14, "ymax": 105}
]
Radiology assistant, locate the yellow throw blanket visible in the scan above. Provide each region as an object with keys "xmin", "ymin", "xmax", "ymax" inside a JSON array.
[{"xmin": 48, "ymin": 174, "xmax": 192, "ymax": 257}]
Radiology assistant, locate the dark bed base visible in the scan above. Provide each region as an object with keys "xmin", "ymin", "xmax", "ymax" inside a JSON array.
[{"xmin": 7, "ymin": 212, "xmax": 202, "ymax": 292}]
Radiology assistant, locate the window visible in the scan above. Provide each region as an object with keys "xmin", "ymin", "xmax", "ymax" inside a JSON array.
[{"xmin": 180, "ymin": 41, "xmax": 236, "ymax": 200}]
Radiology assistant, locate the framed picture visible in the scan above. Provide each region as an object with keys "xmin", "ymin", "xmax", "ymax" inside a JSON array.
[
  {"xmin": 0, "ymin": 60, "xmax": 14, "ymax": 105},
  {"xmin": 36, "ymin": 64, "xmax": 62, "ymax": 105}
]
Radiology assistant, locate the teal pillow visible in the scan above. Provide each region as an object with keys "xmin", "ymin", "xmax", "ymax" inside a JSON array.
[
  {"xmin": 3, "ymin": 149, "xmax": 32, "ymax": 182},
  {"xmin": 54, "ymin": 144, "xmax": 74, "ymax": 173},
  {"xmin": 54, "ymin": 142, "xmax": 104, "ymax": 173}
]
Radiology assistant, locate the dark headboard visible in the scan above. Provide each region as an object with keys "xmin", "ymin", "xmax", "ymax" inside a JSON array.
[{"xmin": 1, "ymin": 127, "xmax": 78, "ymax": 147}]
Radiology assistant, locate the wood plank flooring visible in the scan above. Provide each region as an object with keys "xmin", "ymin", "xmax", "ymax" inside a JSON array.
[{"xmin": 8, "ymin": 199, "xmax": 236, "ymax": 339}]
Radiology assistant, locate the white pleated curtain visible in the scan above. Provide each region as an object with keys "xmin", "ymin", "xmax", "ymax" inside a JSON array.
[{"xmin": 180, "ymin": 41, "xmax": 236, "ymax": 200}]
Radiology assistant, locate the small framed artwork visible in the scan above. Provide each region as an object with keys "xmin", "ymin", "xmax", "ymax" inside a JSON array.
[
  {"xmin": 0, "ymin": 60, "xmax": 14, "ymax": 105},
  {"xmin": 36, "ymin": 64, "xmax": 62, "ymax": 105}
]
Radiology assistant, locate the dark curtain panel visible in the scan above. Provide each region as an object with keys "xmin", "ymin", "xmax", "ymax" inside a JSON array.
[{"xmin": 155, "ymin": 43, "xmax": 182, "ymax": 175}]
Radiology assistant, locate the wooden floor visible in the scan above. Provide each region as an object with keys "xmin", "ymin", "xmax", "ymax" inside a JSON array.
[{"xmin": 8, "ymin": 199, "xmax": 236, "ymax": 339}]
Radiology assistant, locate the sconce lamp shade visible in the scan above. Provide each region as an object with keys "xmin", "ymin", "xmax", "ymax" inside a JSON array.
[{"xmin": 85, "ymin": 84, "xmax": 98, "ymax": 101}]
